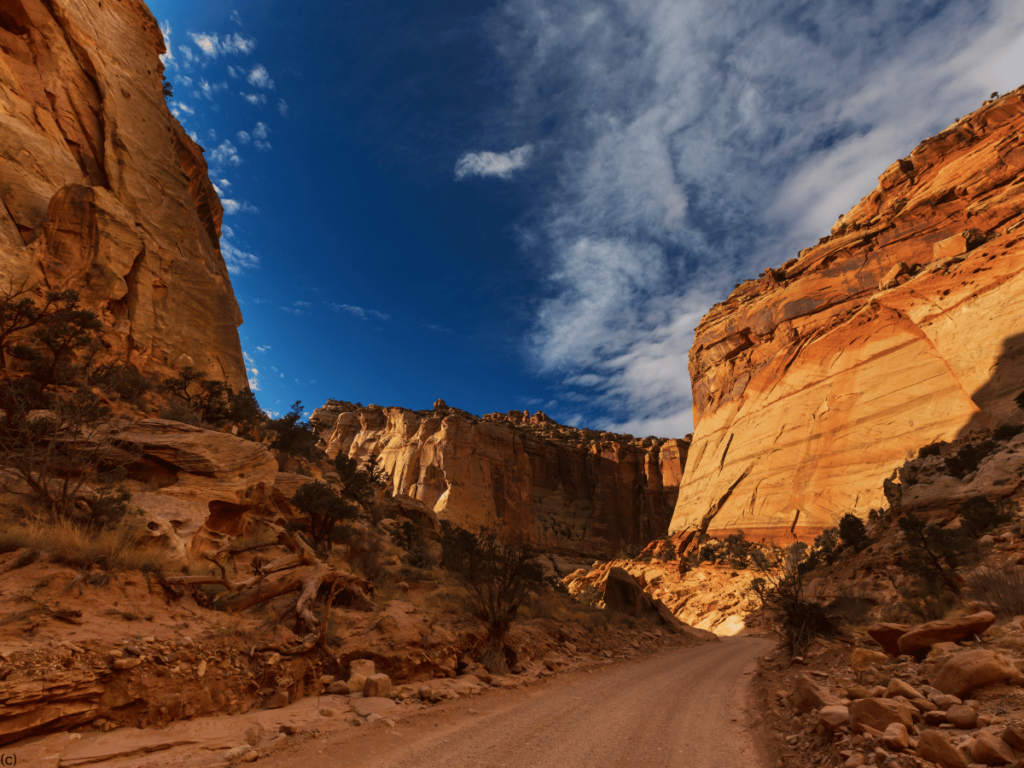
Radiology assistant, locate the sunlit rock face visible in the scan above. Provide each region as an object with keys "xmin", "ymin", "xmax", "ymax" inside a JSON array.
[
  {"xmin": 0, "ymin": 0, "xmax": 246, "ymax": 388},
  {"xmin": 671, "ymin": 88, "xmax": 1024, "ymax": 542},
  {"xmin": 312, "ymin": 400, "xmax": 689, "ymax": 558}
]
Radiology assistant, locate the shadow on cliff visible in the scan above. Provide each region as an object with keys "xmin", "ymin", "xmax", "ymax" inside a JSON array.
[{"xmin": 955, "ymin": 331, "xmax": 1024, "ymax": 438}]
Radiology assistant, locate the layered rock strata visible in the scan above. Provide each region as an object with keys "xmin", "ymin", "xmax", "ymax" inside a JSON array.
[
  {"xmin": 0, "ymin": 0, "xmax": 246, "ymax": 388},
  {"xmin": 671, "ymin": 88, "xmax": 1024, "ymax": 541},
  {"xmin": 312, "ymin": 400, "xmax": 689, "ymax": 558}
]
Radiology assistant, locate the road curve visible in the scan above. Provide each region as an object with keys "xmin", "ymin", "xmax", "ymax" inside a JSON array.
[{"xmin": 263, "ymin": 636, "xmax": 774, "ymax": 768}]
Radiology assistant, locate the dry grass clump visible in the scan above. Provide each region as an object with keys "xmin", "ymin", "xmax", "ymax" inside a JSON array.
[
  {"xmin": 520, "ymin": 589, "xmax": 624, "ymax": 627},
  {"xmin": 0, "ymin": 517, "xmax": 171, "ymax": 574},
  {"xmin": 966, "ymin": 566, "xmax": 1024, "ymax": 617}
]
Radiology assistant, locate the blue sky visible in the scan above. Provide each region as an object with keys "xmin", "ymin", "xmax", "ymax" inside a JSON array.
[{"xmin": 149, "ymin": 0, "xmax": 1024, "ymax": 436}]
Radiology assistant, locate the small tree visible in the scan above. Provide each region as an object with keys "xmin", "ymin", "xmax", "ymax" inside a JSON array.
[
  {"xmin": 439, "ymin": 521, "xmax": 544, "ymax": 671},
  {"xmin": 897, "ymin": 513, "xmax": 977, "ymax": 595},
  {"xmin": 838, "ymin": 513, "xmax": 869, "ymax": 552},
  {"xmin": 723, "ymin": 530, "xmax": 752, "ymax": 568},
  {"xmin": 268, "ymin": 401, "xmax": 323, "ymax": 460},
  {"xmin": 959, "ymin": 496, "xmax": 1015, "ymax": 538},
  {"xmin": 750, "ymin": 542, "xmax": 837, "ymax": 654},
  {"xmin": 291, "ymin": 481, "xmax": 358, "ymax": 553},
  {"xmin": 0, "ymin": 288, "xmax": 138, "ymax": 524}
]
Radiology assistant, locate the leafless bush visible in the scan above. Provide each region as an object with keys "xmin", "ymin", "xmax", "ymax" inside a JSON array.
[{"xmin": 966, "ymin": 566, "xmax": 1024, "ymax": 617}]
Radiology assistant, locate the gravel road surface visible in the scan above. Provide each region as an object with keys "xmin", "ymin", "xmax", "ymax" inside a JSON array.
[{"xmin": 262, "ymin": 636, "xmax": 774, "ymax": 768}]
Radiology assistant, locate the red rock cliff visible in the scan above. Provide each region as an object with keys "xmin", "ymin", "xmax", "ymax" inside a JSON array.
[
  {"xmin": 670, "ymin": 88, "xmax": 1024, "ymax": 542},
  {"xmin": 0, "ymin": 0, "xmax": 247, "ymax": 388},
  {"xmin": 312, "ymin": 400, "xmax": 689, "ymax": 558}
]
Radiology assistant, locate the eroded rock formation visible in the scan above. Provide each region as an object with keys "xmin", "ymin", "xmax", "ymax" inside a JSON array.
[
  {"xmin": 0, "ymin": 0, "xmax": 246, "ymax": 388},
  {"xmin": 312, "ymin": 400, "xmax": 689, "ymax": 558},
  {"xmin": 671, "ymin": 88, "xmax": 1024, "ymax": 541}
]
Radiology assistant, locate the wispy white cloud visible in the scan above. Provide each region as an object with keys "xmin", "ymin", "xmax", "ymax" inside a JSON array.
[
  {"xmin": 227, "ymin": 65, "xmax": 239, "ymax": 78},
  {"xmin": 189, "ymin": 32, "xmax": 255, "ymax": 58},
  {"xmin": 280, "ymin": 306, "xmax": 308, "ymax": 316},
  {"xmin": 484, "ymin": 0, "xmax": 1024, "ymax": 437},
  {"xmin": 243, "ymin": 351, "xmax": 260, "ymax": 391},
  {"xmin": 159, "ymin": 21, "xmax": 175, "ymax": 69},
  {"xmin": 178, "ymin": 45, "xmax": 197, "ymax": 65},
  {"xmin": 294, "ymin": 301, "xmax": 312, "ymax": 308},
  {"xmin": 222, "ymin": 199, "xmax": 259, "ymax": 215},
  {"xmin": 221, "ymin": 239, "xmax": 259, "ymax": 274},
  {"xmin": 209, "ymin": 140, "xmax": 242, "ymax": 167},
  {"xmin": 330, "ymin": 303, "xmax": 390, "ymax": 321},
  {"xmin": 256, "ymin": 345, "xmax": 271, "ymax": 353},
  {"xmin": 454, "ymin": 144, "xmax": 532, "ymax": 180},
  {"xmin": 247, "ymin": 64, "xmax": 275, "ymax": 90},
  {"xmin": 241, "ymin": 92, "xmax": 267, "ymax": 106},
  {"xmin": 199, "ymin": 79, "xmax": 228, "ymax": 101},
  {"xmin": 230, "ymin": 10, "xmax": 243, "ymax": 26},
  {"xmin": 237, "ymin": 130, "xmax": 251, "ymax": 144},
  {"xmin": 278, "ymin": 99, "xmax": 289, "ymax": 117},
  {"xmin": 253, "ymin": 122, "xmax": 269, "ymax": 139}
]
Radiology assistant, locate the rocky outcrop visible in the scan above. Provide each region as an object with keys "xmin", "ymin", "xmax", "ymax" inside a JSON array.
[
  {"xmin": 672, "ymin": 89, "xmax": 1024, "ymax": 541},
  {"xmin": 0, "ymin": 0, "xmax": 246, "ymax": 388},
  {"xmin": 312, "ymin": 400, "xmax": 689, "ymax": 558}
]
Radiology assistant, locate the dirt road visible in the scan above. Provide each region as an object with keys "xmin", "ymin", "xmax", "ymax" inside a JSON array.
[{"xmin": 262, "ymin": 636, "xmax": 774, "ymax": 768}]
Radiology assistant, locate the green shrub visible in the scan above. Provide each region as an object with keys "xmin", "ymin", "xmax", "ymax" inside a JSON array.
[
  {"xmin": 838, "ymin": 513, "xmax": 869, "ymax": 551},
  {"xmin": 993, "ymin": 423, "xmax": 1024, "ymax": 442},
  {"xmin": 897, "ymin": 513, "xmax": 977, "ymax": 595},
  {"xmin": 268, "ymin": 400, "xmax": 323, "ymax": 460},
  {"xmin": 292, "ymin": 480, "xmax": 358, "ymax": 552},
  {"xmin": 91, "ymin": 362, "xmax": 149, "ymax": 403},
  {"xmin": 723, "ymin": 531, "xmax": 752, "ymax": 568},
  {"xmin": 959, "ymin": 496, "xmax": 1015, "ymax": 538},
  {"xmin": 945, "ymin": 440, "xmax": 996, "ymax": 479}
]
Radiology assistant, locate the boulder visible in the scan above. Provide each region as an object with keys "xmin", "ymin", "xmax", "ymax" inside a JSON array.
[
  {"xmin": 818, "ymin": 705, "xmax": 850, "ymax": 731},
  {"xmin": 897, "ymin": 613, "xmax": 996, "ymax": 658},
  {"xmin": 793, "ymin": 674, "xmax": 842, "ymax": 714},
  {"xmin": 352, "ymin": 697, "xmax": 396, "ymax": 718},
  {"xmin": 972, "ymin": 731, "xmax": 1015, "ymax": 766},
  {"xmin": 881, "ymin": 722, "xmax": 911, "ymax": 751},
  {"xmin": 849, "ymin": 698, "xmax": 916, "ymax": 734},
  {"xmin": 364, "ymin": 674, "xmax": 392, "ymax": 699},
  {"xmin": 867, "ymin": 624, "xmax": 910, "ymax": 657},
  {"xmin": 931, "ymin": 650, "xmax": 1022, "ymax": 698},
  {"xmin": 350, "ymin": 660, "xmax": 376, "ymax": 678},
  {"xmin": 851, "ymin": 648, "xmax": 890, "ymax": 674},
  {"xmin": 917, "ymin": 730, "xmax": 969, "ymax": 768},
  {"xmin": 885, "ymin": 678, "xmax": 923, "ymax": 700},
  {"xmin": 944, "ymin": 704, "xmax": 978, "ymax": 729},
  {"xmin": 347, "ymin": 674, "xmax": 367, "ymax": 694}
]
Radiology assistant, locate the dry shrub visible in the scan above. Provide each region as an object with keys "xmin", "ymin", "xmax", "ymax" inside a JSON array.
[
  {"xmin": 0, "ymin": 517, "xmax": 171, "ymax": 574},
  {"xmin": 966, "ymin": 567, "xmax": 1024, "ymax": 617}
]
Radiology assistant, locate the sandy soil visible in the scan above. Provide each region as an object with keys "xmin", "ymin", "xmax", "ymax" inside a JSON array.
[{"xmin": 257, "ymin": 636, "xmax": 774, "ymax": 768}]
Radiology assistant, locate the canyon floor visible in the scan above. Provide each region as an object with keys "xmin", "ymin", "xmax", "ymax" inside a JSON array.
[
  {"xmin": 22, "ymin": 636, "xmax": 773, "ymax": 767},
  {"xmin": 258, "ymin": 636, "xmax": 773, "ymax": 768}
]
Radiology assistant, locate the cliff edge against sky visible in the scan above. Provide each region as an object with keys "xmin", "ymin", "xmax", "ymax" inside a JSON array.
[
  {"xmin": 671, "ymin": 89, "xmax": 1024, "ymax": 541},
  {"xmin": 0, "ymin": 0, "xmax": 246, "ymax": 389}
]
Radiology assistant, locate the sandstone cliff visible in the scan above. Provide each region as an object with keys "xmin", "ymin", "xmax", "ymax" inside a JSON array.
[
  {"xmin": 312, "ymin": 400, "xmax": 689, "ymax": 559},
  {"xmin": 670, "ymin": 88, "xmax": 1024, "ymax": 541},
  {"xmin": 0, "ymin": 0, "xmax": 246, "ymax": 388}
]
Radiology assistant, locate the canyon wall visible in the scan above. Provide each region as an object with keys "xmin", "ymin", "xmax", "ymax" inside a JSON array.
[
  {"xmin": 670, "ymin": 88, "xmax": 1024, "ymax": 542},
  {"xmin": 312, "ymin": 400, "xmax": 689, "ymax": 559},
  {"xmin": 0, "ymin": 0, "xmax": 247, "ymax": 389}
]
